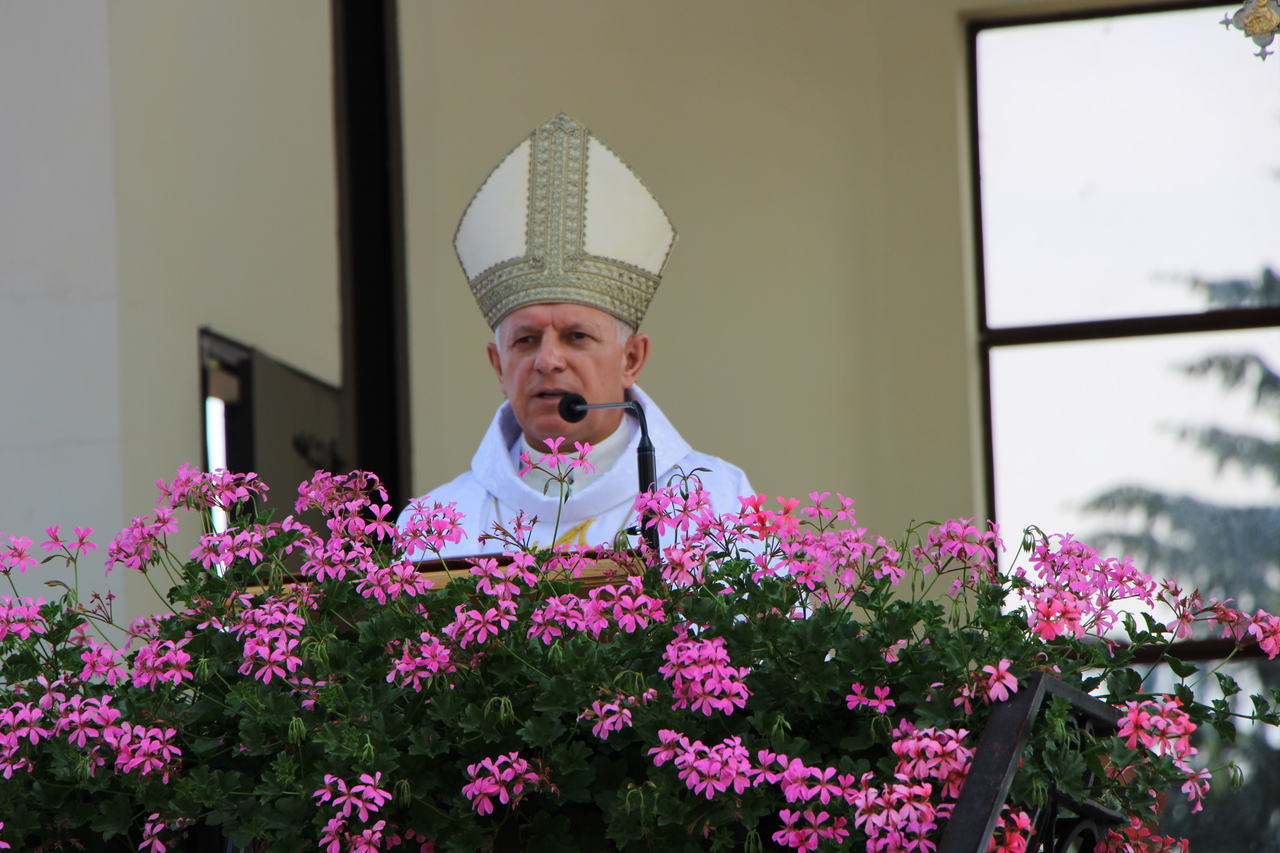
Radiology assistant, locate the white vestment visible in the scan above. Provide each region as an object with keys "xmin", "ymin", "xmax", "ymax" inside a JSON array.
[{"xmin": 398, "ymin": 386, "xmax": 752, "ymax": 560}]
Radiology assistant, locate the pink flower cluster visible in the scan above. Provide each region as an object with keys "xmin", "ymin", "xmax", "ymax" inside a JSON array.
[
  {"xmin": 0, "ymin": 535, "xmax": 37, "ymax": 574},
  {"xmin": 736, "ymin": 494, "xmax": 804, "ymax": 540},
  {"xmin": 846, "ymin": 683, "xmax": 896, "ymax": 713},
  {"xmin": 915, "ymin": 518, "xmax": 1002, "ymax": 580},
  {"xmin": 758, "ymin": 753, "xmax": 857, "ymax": 805},
  {"xmin": 314, "ymin": 771, "xmax": 393, "ymax": 822},
  {"xmin": 79, "ymin": 639, "xmax": 127, "ymax": 685},
  {"xmin": 105, "ymin": 508, "xmax": 177, "ymax": 574},
  {"xmin": 888, "ymin": 721, "xmax": 973, "ymax": 801},
  {"xmin": 356, "ymin": 558, "xmax": 433, "ymax": 604},
  {"xmin": 774, "ymin": 810, "xmax": 850, "ymax": 851},
  {"xmin": 387, "ymin": 631, "xmax": 455, "ymax": 690},
  {"xmin": 525, "ymin": 593, "xmax": 595, "ymax": 644},
  {"xmin": 0, "ymin": 597, "xmax": 47, "ymax": 642},
  {"xmin": 300, "ymin": 532, "xmax": 370, "ymax": 584},
  {"xmin": 648, "ymin": 731, "xmax": 759, "ymax": 799},
  {"xmin": 40, "ymin": 525, "xmax": 97, "ymax": 560},
  {"xmin": 1098, "ymin": 815, "xmax": 1187, "ymax": 853},
  {"xmin": 1117, "ymin": 695, "xmax": 1195, "ymax": 759},
  {"xmin": 469, "ymin": 554, "xmax": 537, "ymax": 598},
  {"xmin": 518, "ymin": 436, "xmax": 597, "ymax": 479},
  {"xmin": 636, "ymin": 485, "xmax": 922, "ymax": 614},
  {"xmin": 292, "ymin": 470, "xmax": 463, "ymax": 591},
  {"xmin": 635, "ymin": 479, "xmax": 717, "ymax": 538},
  {"xmin": 313, "ymin": 772, "xmax": 439, "ymax": 853},
  {"xmin": 132, "ymin": 637, "xmax": 194, "ymax": 690},
  {"xmin": 460, "ymin": 751, "xmax": 555, "ymax": 815},
  {"xmin": 1209, "ymin": 602, "xmax": 1280, "ymax": 660},
  {"xmin": 783, "ymin": 525, "xmax": 902, "ymax": 595},
  {"xmin": 296, "ymin": 469, "xmax": 384, "ymax": 516},
  {"xmin": 160, "ymin": 464, "xmax": 269, "ymax": 512},
  {"xmin": 396, "ymin": 498, "xmax": 466, "ymax": 558},
  {"xmin": 7, "ymin": 697, "xmax": 181, "ymax": 784},
  {"xmin": 578, "ymin": 688, "xmax": 658, "ymax": 740},
  {"xmin": 523, "ymin": 577, "xmax": 666, "ymax": 645},
  {"xmin": 52, "ymin": 694, "xmax": 119, "ymax": 750},
  {"xmin": 190, "ymin": 518, "xmax": 312, "ymax": 573},
  {"xmin": 231, "ymin": 594, "xmax": 306, "ymax": 685},
  {"xmin": 953, "ymin": 660, "xmax": 1018, "ymax": 715},
  {"xmin": 658, "ymin": 631, "xmax": 750, "ymax": 716},
  {"xmin": 443, "ymin": 526, "xmax": 660, "ymax": 655},
  {"xmin": 987, "ymin": 808, "xmax": 1034, "ymax": 853},
  {"xmin": 1016, "ymin": 534, "xmax": 1156, "ymax": 642},
  {"xmin": 137, "ymin": 813, "xmax": 193, "ymax": 853},
  {"xmin": 659, "ymin": 541, "xmax": 708, "ymax": 588},
  {"xmin": 643, "ymin": 725, "xmax": 986, "ymax": 852},
  {"xmin": 443, "ymin": 600, "xmax": 517, "ymax": 648},
  {"xmin": 103, "ymin": 721, "xmax": 182, "ymax": 783},
  {"xmin": 1115, "ymin": 695, "xmax": 1209, "ymax": 813},
  {"xmin": 104, "ymin": 467, "xmax": 269, "ymax": 575},
  {"xmin": 1, "ymin": 702, "xmax": 48, "ymax": 778}
]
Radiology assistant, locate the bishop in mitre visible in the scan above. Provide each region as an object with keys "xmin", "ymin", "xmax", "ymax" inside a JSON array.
[{"xmin": 398, "ymin": 114, "xmax": 751, "ymax": 559}]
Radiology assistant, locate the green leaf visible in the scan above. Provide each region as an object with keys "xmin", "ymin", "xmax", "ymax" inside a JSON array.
[
  {"xmin": 1216, "ymin": 671, "xmax": 1242, "ymax": 697},
  {"xmin": 408, "ymin": 726, "xmax": 453, "ymax": 759},
  {"xmin": 532, "ymin": 676, "xmax": 583, "ymax": 712},
  {"xmin": 89, "ymin": 795, "xmax": 135, "ymax": 841},
  {"xmin": 1162, "ymin": 654, "xmax": 1198, "ymax": 679},
  {"xmin": 519, "ymin": 713, "xmax": 567, "ymax": 749},
  {"xmin": 1106, "ymin": 667, "xmax": 1142, "ymax": 702},
  {"xmin": 261, "ymin": 794, "xmax": 310, "ymax": 831},
  {"xmin": 526, "ymin": 814, "xmax": 580, "ymax": 852}
]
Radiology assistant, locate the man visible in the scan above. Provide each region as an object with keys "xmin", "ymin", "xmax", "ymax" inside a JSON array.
[{"xmin": 400, "ymin": 114, "xmax": 751, "ymax": 559}]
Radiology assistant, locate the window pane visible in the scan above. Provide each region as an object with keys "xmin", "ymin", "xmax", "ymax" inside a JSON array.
[
  {"xmin": 1147, "ymin": 659, "xmax": 1280, "ymax": 850},
  {"xmin": 977, "ymin": 7, "xmax": 1280, "ymax": 329},
  {"xmin": 990, "ymin": 329, "xmax": 1280, "ymax": 608}
]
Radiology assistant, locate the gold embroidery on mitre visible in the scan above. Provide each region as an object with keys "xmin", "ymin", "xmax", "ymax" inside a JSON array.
[{"xmin": 459, "ymin": 114, "xmax": 673, "ymax": 330}]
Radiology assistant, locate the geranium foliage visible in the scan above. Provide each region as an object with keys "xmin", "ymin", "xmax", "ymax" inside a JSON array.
[{"xmin": 2, "ymin": 453, "xmax": 1280, "ymax": 852}]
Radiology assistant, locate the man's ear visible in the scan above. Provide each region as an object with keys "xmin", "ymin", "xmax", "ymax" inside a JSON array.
[
  {"xmin": 486, "ymin": 342, "xmax": 504, "ymax": 382},
  {"xmin": 621, "ymin": 333, "xmax": 650, "ymax": 388}
]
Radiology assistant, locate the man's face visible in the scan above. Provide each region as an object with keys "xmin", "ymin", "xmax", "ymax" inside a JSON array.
[{"xmin": 487, "ymin": 303, "xmax": 649, "ymax": 451}]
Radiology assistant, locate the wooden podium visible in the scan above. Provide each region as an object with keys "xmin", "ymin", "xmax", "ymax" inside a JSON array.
[
  {"xmin": 244, "ymin": 553, "xmax": 642, "ymax": 598},
  {"xmin": 413, "ymin": 553, "xmax": 638, "ymax": 593}
]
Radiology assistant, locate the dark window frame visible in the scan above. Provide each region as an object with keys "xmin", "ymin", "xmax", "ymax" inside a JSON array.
[{"xmin": 966, "ymin": 2, "xmax": 1280, "ymax": 662}]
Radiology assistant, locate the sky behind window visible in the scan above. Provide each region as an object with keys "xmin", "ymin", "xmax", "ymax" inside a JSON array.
[{"xmin": 977, "ymin": 6, "xmax": 1280, "ymax": 572}]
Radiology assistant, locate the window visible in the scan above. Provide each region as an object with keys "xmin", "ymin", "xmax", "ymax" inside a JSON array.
[
  {"xmin": 972, "ymin": 5, "xmax": 1280, "ymax": 847},
  {"xmin": 200, "ymin": 329, "xmax": 350, "ymax": 535}
]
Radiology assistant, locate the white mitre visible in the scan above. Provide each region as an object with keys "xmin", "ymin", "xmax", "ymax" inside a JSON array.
[{"xmin": 454, "ymin": 113, "xmax": 677, "ymax": 330}]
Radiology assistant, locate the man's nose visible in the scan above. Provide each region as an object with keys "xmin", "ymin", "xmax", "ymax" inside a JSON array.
[{"xmin": 533, "ymin": 338, "xmax": 566, "ymax": 372}]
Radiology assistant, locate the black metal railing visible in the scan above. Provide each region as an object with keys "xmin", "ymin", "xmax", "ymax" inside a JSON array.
[{"xmin": 938, "ymin": 671, "xmax": 1125, "ymax": 853}]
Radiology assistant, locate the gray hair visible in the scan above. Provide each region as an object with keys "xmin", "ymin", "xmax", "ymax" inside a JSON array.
[{"xmin": 494, "ymin": 314, "xmax": 635, "ymax": 348}]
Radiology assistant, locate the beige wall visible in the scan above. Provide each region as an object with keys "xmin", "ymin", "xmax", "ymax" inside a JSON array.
[
  {"xmin": 2, "ymin": 0, "xmax": 1191, "ymax": 623},
  {"xmin": 398, "ymin": 0, "xmax": 1181, "ymax": 539},
  {"xmin": 107, "ymin": 1, "xmax": 339, "ymax": 618},
  {"xmin": 0, "ymin": 2, "xmax": 124, "ymax": 608}
]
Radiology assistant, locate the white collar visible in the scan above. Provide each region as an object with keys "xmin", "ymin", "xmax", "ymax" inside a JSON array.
[
  {"xmin": 470, "ymin": 385, "xmax": 693, "ymax": 523},
  {"xmin": 511, "ymin": 416, "xmax": 631, "ymax": 499}
]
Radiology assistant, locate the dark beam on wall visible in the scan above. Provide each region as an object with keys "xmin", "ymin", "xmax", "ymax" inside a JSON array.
[{"xmin": 331, "ymin": 0, "xmax": 410, "ymax": 509}]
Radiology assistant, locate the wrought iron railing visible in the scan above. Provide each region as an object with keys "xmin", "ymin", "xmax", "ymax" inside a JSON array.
[{"xmin": 938, "ymin": 671, "xmax": 1125, "ymax": 853}]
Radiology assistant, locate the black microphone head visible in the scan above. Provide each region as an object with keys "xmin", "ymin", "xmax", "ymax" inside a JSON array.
[{"xmin": 558, "ymin": 393, "xmax": 589, "ymax": 423}]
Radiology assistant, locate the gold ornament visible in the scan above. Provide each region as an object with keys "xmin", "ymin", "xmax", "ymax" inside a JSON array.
[{"xmin": 1243, "ymin": 0, "xmax": 1280, "ymax": 36}]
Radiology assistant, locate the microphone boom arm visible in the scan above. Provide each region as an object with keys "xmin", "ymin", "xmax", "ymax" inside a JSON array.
[{"xmin": 558, "ymin": 393, "xmax": 661, "ymax": 556}]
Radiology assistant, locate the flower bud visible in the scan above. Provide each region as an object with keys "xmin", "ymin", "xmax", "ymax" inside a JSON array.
[{"xmin": 287, "ymin": 716, "xmax": 306, "ymax": 745}]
